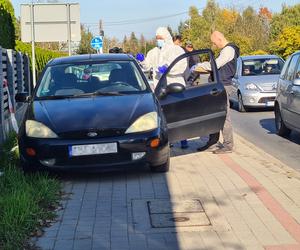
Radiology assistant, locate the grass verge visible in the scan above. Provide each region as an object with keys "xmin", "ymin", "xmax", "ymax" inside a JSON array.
[{"xmin": 0, "ymin": 133, "xmax": 61, "ymax": 250}]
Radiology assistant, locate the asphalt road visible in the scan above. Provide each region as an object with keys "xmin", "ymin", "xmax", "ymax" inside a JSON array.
[{"xmin": 231, "ymin": 107, "xmax": 300, "ymax": 172}]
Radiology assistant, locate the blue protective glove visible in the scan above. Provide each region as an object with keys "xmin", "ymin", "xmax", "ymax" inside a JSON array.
[
  {"xmin": 136, "ymin": 53, "xmax": 145, "ymax": 62},
  {"xmin": 158, "ymin": 64, "xmax": 168, "ymax": 74}
]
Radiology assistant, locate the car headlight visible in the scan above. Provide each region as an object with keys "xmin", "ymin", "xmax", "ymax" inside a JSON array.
[
  {"xmin": 26, "ymin": 120, "xmax": 58, "ymax": 138},
  {"xmin": 245, "ymin": 83, "xmax": 259, "ymax": 91},
  {"xmin": 125, "ymin": 112, "xmax": 158, "ymax": 134}
]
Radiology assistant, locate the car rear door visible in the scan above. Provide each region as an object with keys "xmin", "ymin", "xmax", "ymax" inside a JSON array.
[
  {"xmin": 155, "ymin": 49, "xmax": 227, "ymax": 143},
  {"xmin": 281, "ymin": 54, "xmax": 300, "ymax": 127}
]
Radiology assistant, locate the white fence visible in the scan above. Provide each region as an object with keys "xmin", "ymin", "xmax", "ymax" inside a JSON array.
[{"xmin": 0, "ymin": 46, "xmax": 30, "ymax": 143}]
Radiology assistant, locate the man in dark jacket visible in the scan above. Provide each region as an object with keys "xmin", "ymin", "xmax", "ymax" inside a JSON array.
[{"xmin": 192, "ymin": 31, "xmax": 239, "ymax": 154}]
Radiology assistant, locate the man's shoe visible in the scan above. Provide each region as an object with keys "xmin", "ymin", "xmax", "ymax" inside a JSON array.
[
  {"xmin": 197, "ymin": 143, "xmax": 216, "ymax": 152},
  {"xmin": 213, "ymin": 147, "xmax": 232, "ymax": 154}
]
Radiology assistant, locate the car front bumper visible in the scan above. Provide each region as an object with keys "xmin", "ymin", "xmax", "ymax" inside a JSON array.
[
  {"xmin": 242, "ymin": 91, "xmax": 276, "ymax": 107},
  {"xmin": 19, "ymin": 129, "xmax": 169, "ymax": 172}
]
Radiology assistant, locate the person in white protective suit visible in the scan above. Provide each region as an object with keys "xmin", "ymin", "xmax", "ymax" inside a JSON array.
[{"xmin": 140, "ymin": 27, "xmax": 188, "ymax": 88}]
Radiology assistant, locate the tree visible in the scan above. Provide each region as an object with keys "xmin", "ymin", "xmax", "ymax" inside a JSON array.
[
  {"xmin": 270, "ymin": 4, "xmax": 300, "ymax": 40},
  {"xmin": 0, "ymin": 0, "xmax": 16, "ymax": 49},
  {"xmin": 129, "ymin": 32, "xmax": 138, "ymax": 54},
  {"xmin": 139, "ymin": 34, "xmax": 146, "ymax": 54},
  {"xmin": 76, "ymin": 24, "xmax": 96, "ymax": 54},
  {"xmin": 122, "ymin": 35, "xmax": 130, "ymax": 53},
  {"xmin": 270, "ymin": 26, "xmax": 300, "ymax": 58}
]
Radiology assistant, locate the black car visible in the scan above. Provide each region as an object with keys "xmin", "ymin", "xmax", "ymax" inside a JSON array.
[{"xmin": 16, "ymin": 50, "xmax": 227, "ymax": 173}]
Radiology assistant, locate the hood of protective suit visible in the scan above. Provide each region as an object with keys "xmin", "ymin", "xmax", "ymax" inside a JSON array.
[{"xmin": 156, "ymin": 27, "xmax": 173, "ymax": 46}]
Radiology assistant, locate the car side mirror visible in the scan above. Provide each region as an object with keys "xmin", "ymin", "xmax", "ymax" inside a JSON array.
[
  {"xmin": 166, "ymin": 83, "xmax": 185, "ymax": 94},
  {"xmin": 15, "ymin": 92, "xmax": 30, "ymax": 102},
  {"xmin": 293, "ymin": 78, "xmax": 300, "ymax": 86}
]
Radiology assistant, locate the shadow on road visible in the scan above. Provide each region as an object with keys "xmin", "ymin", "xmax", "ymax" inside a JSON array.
[{"xmin": 260, "ymin": 118, "xmax": 300, "ymax": 145}]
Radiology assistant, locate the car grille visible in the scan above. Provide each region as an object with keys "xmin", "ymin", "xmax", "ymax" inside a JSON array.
[
  {"xmin": 259, "ymin": 83, "xmax": 276, "ymax": 92},
  {"xmin": 258, "ymin": 96, "xmax": 275, "ymax": 103},
  {"xmin": 56, "ymin": 153, "xmax": 132, "ymax": 166},
  {"xmin": 59, "ymin": 128, "xmax": 127, "ymax": 139}
]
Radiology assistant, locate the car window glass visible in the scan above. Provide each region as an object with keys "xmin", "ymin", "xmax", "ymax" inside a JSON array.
[
  {"xmin": 286, "ymin": 55, "xmax": 300, "ymax": 81},
  {"xmin": 280, "ymin": 56, "xmax": 291, "ymax": 80},
  {"xmin": 241, "ymin": 58, "xmax": 284, "ymax": 76},
  {"xmin": 36, "ymin": 61, "xmax": 148, "ymax": 98},
  {"xmin": 295, "ymin": 59, "xmax": 300, "ymax": 80},
  {"xmin": 158, "ymin": 51, "xmax": 216, "ymax": 90}
]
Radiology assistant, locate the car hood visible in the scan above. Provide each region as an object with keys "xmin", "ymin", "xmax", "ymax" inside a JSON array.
[
  {"xmin": 238, "ymin": 75, "xmax": 280, "ymax": 91},
  {"xmin": 28, "ymin": 93, "xmax": 157, "ymax": 135}
]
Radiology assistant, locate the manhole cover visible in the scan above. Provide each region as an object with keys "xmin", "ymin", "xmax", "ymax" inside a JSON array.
[
  {"xmin": 150, "ymin": 212, "xmax": 210, "ymax": 228},
  {"xmin": 147, "ymin": 200, "xmax": 211, "ymax": 228}
]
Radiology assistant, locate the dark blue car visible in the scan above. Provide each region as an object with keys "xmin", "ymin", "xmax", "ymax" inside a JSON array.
[{"xmin": 16, "ymin": 51, "xmax": 227, "ymax": 173}]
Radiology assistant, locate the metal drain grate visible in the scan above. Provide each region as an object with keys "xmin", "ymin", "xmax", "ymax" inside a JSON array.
[{"xmin": 147, "ymin": 199, "xmax": 211, "ymax": 228}]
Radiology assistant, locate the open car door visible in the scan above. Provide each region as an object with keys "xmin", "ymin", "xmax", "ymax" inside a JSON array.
[{"xmin": 155, "ymin": 49, "xmax": 227, "ymax": 143}]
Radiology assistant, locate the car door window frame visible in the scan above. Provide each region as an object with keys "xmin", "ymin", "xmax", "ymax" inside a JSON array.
[
  {"xmin": 293, "ymin": 55, "xmax": 300, "ymax": 81},
  {"xmin": 280, "ymin": 56, "xmax": 292, "ymax": 80},
  {"xmin": 286, "ymin": 55, "xmax": 300, "ymax": 81},
  {"xmin": 154, "ymin": 49, "xmax": 219, "ymax": 97}
]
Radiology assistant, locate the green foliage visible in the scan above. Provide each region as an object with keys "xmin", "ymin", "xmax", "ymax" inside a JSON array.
[
  {"xmin": 15, "ymin": 40, "xmax": 66, "ymax": 74},
  {"xmin": 180, "ymin": 1, "xmax": 273, "ymax": 55},
  {"xmin": 247, "ymin": 50, "xmax": 269, "ymax": 56},
  {"xmin": 270, "ymin": 26, "xmax": 300, "ymax": 59},
  {"xmin": 0, "ymin": 0, "xmax": 16, "ymax": 49},
  {"xmin": 270, "ymin": 4, "xmax": 300, "ymax": 40},
  {"xmin": 76, "ymin": 24, "xmax": 97, "ymax": 54},
  {"xmin": 0, "ymin": 134, "xmax": 61, "ymax": 250}
]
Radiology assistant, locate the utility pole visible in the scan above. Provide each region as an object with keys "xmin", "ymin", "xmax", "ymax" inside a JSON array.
[
  {"xmin": 30, "ymin": 2, "xmax": 36, "ymax": 88},
  {"xmin": 99, "ymin": 19, "xmax": 104, "ymax": 53},
  {"xmin": 67, "ymin": 3, "xmax": 72, "ymax": 56}
]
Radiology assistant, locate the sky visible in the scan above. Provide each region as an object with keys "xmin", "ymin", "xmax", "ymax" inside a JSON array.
[{"xmin": 11, "ymin": 0, "xmax": 299, "ymax": 40}]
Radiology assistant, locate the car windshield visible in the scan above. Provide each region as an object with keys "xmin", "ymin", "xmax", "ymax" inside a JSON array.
[
  {"xmin": 242, "ymin": 58, "xmax": 284, "ymax": 76},
  {"xmin": 36, "ymin": 61, "xmax": 148, "ymax": 98}
]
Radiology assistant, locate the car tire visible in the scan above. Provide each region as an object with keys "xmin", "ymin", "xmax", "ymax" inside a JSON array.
[
  {"xmin": 150, "ymin": 156, "xmax": 170, "ymax": 173},
  {"xmin": 238, "ymin": 93, "xmax": 247, "ymax": 112},
  {"xmin": 229, "ymin": 100, "xmax": 234, "ymax": 109},
  {"xmin": 275, "ymin": 105, "xmax": 291, "ymax": 137}
]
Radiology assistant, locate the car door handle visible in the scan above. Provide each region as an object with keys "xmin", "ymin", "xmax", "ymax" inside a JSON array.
[{"xmin": 210, "ymin": 88, "xmax": 221, "ymax": 96}]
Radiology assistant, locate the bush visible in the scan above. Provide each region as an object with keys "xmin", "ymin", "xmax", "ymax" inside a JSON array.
[
  {"xmin": 0, "ymin": 0, "xmax": 16, "ymax": 49},
  {"xmin": 15, "ymin": 40, "xmax": 67, "ymax": 74}
]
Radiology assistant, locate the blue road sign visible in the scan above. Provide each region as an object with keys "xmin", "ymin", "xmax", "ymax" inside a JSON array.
[{"xmin": 91, "ymin": 36, "xmax": 103, "ymax": 50}]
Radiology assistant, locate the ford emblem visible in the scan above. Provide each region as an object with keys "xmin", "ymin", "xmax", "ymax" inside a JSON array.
[{"xmin": 87, "ymin": 132, "xmax": 98, "ymax": 137}]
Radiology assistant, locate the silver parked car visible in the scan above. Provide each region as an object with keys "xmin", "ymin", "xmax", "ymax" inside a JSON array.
[
  {"xmin": 275, "ymin": 51, "xmax": 300, "ymax": 136},
  {"xmin": 230, "ymin": 55, "xmax": 284, "ymax": 112}
]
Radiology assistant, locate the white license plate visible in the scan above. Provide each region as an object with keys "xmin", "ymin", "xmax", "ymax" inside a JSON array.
[
  {"xmin": 69, "ymin": 143, "xmax": 118, "ymax": 156},
  {"xmin": 266, "ymin": 101, "xmax": 274, "ymax": 107}
]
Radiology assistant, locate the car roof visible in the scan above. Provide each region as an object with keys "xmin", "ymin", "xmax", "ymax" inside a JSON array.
[
  {"xmin": 240, "ymin": 55, "xmax": 282, "ymax": 60},
  {"xmin": 48, "ymin": 54, "xmax": 134, "ymax": 66}
]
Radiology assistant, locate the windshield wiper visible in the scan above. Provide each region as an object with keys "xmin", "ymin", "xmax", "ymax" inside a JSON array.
[
  {"xmin": 36, "ymin": 95, "xmax": 74, "ymax": 100},
  {"xmin": 73, "ymin": 90, "xmax": 124, "ymax": 97}
]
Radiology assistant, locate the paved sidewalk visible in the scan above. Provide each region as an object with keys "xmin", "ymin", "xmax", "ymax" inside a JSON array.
[{"xmin": 33, "ymin": 134, "xmax": 300, "ymax": 250}]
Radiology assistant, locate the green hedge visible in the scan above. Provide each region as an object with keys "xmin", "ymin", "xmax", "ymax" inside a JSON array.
[
  {"xmin": 15, "ymin": 41, "xmax": 66, "ymax": 74},
  {"xmin": 0, "ymin": 0, "xmax": 16, "ymax": 49}
]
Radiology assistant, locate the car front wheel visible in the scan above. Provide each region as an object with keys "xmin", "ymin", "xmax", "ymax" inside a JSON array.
[{"xmin": 275, "ymin": 105, "xmax": 291, "ymax": 136}]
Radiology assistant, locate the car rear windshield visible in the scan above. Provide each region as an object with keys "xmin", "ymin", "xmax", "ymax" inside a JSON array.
[
  {"xmin": 36, "ymin": 61, "xmax": 148, "ymax": 98},
  {"xmin": 242, "ymin": 58, "xmax": 284, "ymax": 76}
]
